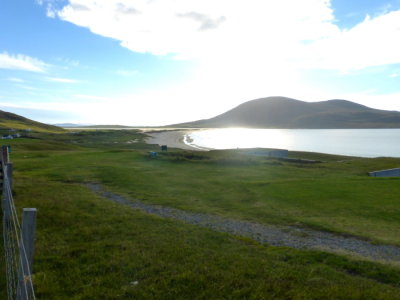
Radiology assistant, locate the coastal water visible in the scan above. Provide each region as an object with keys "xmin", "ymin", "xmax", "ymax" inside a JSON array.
[{"xmin": 184, "ymin": 128, "xmax": 400, "ymax": 158}]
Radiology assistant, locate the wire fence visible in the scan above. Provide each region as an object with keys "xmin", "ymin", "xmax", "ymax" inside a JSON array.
[{"xmin": 2, "ymin": 146, "xmax": 37, "ymax": 300}]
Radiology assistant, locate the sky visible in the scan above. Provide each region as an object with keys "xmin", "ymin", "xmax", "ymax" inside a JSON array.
[{"xmin": 0, "ymin": 0, "xmax": 400, "ymax": 126}]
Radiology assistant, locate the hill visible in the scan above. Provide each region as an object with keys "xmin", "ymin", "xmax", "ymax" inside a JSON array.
[
  {"xmin": 54, "ymin": 123, "xmax": 93, "ymax": 128},
  {"xmin": 172, "ymin": 96, "xmax": 400, "ymax": 128},
  {"xmin": 55, "ymin": 123, "xmax": 140, "ymax": 129},
  {"xmin": 0, "ymin": 110, "xmax": 64, "ymax": 132},
  {"xmin": 75, "ymin": 125, "xmax": 133, "ymax": 129}
]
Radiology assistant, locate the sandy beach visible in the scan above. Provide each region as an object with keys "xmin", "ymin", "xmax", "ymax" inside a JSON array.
[{"xmin": 144, "ymin": 129, "xmax": 205, "ymax": 151}]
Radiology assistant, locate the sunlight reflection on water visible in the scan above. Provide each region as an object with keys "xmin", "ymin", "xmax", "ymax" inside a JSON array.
[{"xmin": 185, "ymin": 128, "xmax": 400, "ymax": 158}]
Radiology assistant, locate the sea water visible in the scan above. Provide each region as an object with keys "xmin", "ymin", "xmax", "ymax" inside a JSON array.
[{"xmin": 184, "ymin": 128, "xmax": 400, "ymax": 158}]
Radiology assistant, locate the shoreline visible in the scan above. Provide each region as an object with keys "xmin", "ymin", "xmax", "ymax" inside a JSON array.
[
  {"xmin": 144, "ymin": 128, "xmax": 400, "ymax": 158},
  {"xmin": 144, "ymin": 129, "xmax": 208, "ymax": 151}
]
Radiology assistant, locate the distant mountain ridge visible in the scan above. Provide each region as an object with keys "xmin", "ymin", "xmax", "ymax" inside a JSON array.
[
  {"xmin": 171, "ymin": 97, "xmax": 400, "ymax": 129},
  {"xmin": 0, "ymin": 110, "xmax": 64, "ymax": 132},
  {"xmin": 54, "ymin": 123, "xmax": 93, "ymax": 128}
]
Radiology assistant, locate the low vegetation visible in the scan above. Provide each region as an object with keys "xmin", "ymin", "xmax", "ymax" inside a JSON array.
[
  {"xmin": 1, "ymin": 129, "xmax": 400, "ymax": 299},
  {"xmin": 0, "ymin": 110, "xmax": 64, "ymax": 133}
]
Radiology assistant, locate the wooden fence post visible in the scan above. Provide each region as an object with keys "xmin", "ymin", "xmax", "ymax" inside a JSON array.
[
  {"xmin": 6, "ymin": 162, "xmax": 12, "ymax": 191},
  {"xmin": 1, "ymin": 154, "xmax": 11, "ymax": 244},
  {"xmin": 1, "ymin": 164, "xmax": 5, "ymax": 212},
  {"xmin": 16, "ymin": 208, "xmax": 37, "ymax": 300},
  {"xmin": 1, "ymin": 145, "xmax": 9, "ymax": 165}
]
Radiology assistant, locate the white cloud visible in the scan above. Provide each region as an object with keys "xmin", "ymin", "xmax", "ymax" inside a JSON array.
[
  {"xmin": 177, "ymin": 12, "xmax": 226, "ymax": 31},
  {"xmin": 305, "ymin": 10, "xmax": 400, "ymax": 70},
  {"xmin": 53, "ymin": 57, "xmax": 88, "ymax": 70},
  {"xmin": 46, "ymin": 77, "xmax": 79, "ymax": 83},
  {"xmin": 54, "ymin": 0, "xmax": 336, "ymax": 57},
  {"xmin": 389, "ymin": 73, "xmax": 399, "ymax": 78},
  {"xmin": 47, "ymin": 9, "xmax": 56, "ymax": 18},
  {"xmin": 0, "ymin": 52, "xmax": 47, "ymax": 72},
  {"xmin": 36, "ymin": 0, "xmax": 58, "ymax": 18},
  {"xmin": 51, "ymin": 1, "xmax": 400, "ymax": 73}
]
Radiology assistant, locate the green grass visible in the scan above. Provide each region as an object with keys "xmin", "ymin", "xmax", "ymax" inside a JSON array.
[
  {"xmin": 1, "ymin": 129, "xmax": 400, "ymax": 299},
  {"xmin": 14, "ymin": 145, "xmax": 400, "ymax": 245},
  {"xmin": 4, "ymin": 177, "xmax": 400, "ymax": 299}
]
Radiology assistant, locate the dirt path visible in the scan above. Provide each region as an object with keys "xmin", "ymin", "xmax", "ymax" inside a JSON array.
[{"xmin": 87, "ymin": 183, "xmax": 400, "ymax": 263}]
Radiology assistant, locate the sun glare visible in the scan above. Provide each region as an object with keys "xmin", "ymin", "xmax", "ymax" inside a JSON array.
[{"xmin": 187, "ymin": 128, "xmax": 294, "ymax": 150}]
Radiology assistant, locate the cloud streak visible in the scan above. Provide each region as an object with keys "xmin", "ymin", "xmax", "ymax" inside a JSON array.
[
  {"xmin": 0, "ymin": 52, "xmax": 47, "ymax": 72},
  {"xmin": 46, "ymin": 77, "xmax": 79, "ymax": 83}
]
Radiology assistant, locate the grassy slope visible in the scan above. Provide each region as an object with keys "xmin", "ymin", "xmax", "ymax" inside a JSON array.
[
  {"xmin": 1, "ymin": 130, "xmax": 400, "ymax": 299},
  {"xmin": 0, "ymin": 110, "xmax": 64, "ymax": 132}
]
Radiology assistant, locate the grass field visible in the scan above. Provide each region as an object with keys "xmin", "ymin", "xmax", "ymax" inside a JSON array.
[{"xmin": 1, "ymin": 129, "xmax": 400, "ymax": 299}]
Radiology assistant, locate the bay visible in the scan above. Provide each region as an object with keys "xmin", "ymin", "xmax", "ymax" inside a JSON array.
[{"xmin": 184, "ymin": 128, "xmax": 400, "ymax": 158}]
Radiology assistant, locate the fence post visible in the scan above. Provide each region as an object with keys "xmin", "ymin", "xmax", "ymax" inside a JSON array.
[
  {"xmin": 1, "ymin": 163, "xmax": 5, "ymax": 211},
  {"xmin": 2, "ymin": 163, "xmax": 12, "ymax": 218},
  {"xmin": 1, "ymin": 144, "xmax": 9, "ymax": 165},
  {"xmin": 6, "ymin": 162, "xmax": 12, "ymax": 191},
  {"xmin": 16, "ymin": 208, "xmax": 37, "ymax": 300}
]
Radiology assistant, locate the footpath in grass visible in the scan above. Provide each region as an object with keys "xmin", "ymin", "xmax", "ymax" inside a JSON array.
[
  {"xmin": 1, "ymin": 130, "xmax": 400, "ymax": 299},
  {"xmin": 3, "ymin": 178, "xmax": 400, "ymax": 299},
  {"xmin": 15, "ymin": 141, "xmax": 400, "ymax": 245},
  {"xmin": 88, "ymin": 182, "xmax": 400, "ymax": 263}
]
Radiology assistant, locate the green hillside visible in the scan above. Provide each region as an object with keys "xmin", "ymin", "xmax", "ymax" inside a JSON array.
[{"xmin": 0, "ymin": 110, "xmax": 64, "ymax": 133}]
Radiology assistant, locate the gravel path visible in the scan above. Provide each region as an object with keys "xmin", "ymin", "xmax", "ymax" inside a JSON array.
[{"xmin": 87, "ymin": 183, "xmax": 400, "ymax": 263}]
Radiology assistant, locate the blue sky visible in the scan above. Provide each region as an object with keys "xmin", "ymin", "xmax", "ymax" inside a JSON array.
[{"xmin": 1, "ymin": 0, "xmax": 400, "ymax": 125}]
